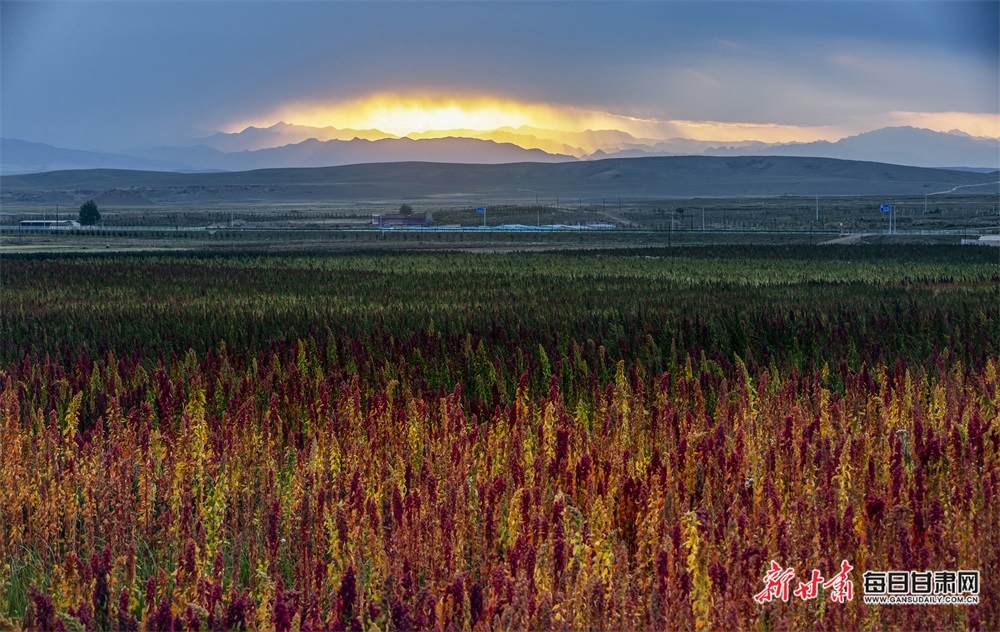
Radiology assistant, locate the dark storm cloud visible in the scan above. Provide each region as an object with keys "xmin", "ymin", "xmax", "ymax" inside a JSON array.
[{"xmin": 2, "ymin": 1, "xmax": 996, "ymax": 149}]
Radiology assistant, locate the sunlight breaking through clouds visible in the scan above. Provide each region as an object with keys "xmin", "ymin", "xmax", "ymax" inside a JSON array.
[
  {"xmin": 234, "ymin": 93, "xmax": 879, "ymax": 150},
  {"xmin": 239, "ymin": 94, "xmax": 636, "ymax": 137}
]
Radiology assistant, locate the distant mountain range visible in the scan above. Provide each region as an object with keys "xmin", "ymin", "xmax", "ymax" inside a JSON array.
[
  {"xmin": 0, "ymin": 136, "xmax": 573, "ymax": 176},
  {"xmin": 188, "ymin": 121, "xmax": 398, "ymax": 152},
  {"xmin": 699, "ymin": 127, "xmax": 1000, "ymax": 171},
  {"xmin": 2, "ymin": 125, "xmax": 997, "ymax": 175},
  {"xmin": 0, "ymin": 138, "xmax": 205, "ymax": 175}
]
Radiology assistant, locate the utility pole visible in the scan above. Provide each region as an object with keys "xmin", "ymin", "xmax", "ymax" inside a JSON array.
[
  {"xmin": 815, "ymin": 195, "xmax": 819, "ymax": 223},
  {"xmin": 702, "ymin": 207, "xmax": 705, "ymax": 231}
]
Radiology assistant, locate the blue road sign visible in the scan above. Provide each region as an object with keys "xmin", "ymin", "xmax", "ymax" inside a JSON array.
[
  {"xmin": 476, "ymin": 207, "xmax": 485, "ymax": 214},
  {"xmin": 880, "ymin": 204, "xmax": 891, "ymax": 214}
]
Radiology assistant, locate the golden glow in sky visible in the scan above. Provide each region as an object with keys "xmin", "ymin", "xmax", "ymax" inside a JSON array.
[
  {"xmin": 235, "ymin": 93, "xmax": 998, "ymax": 154},
  {"xmin": 253, "ymin": 93, "xmax": 631, "ymax": 137},
  {"xmin": 887, "ymin": 111, "xmax": 1000, "ymax": 139}
]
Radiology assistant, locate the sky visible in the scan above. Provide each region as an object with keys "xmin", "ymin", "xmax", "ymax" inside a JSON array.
[{"xmin": 2, "ymin": 1, "xmax": 997, "ymax": 151}]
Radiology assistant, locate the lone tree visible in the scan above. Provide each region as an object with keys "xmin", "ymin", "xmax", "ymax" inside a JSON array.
[
  {"xmin": 399, "ymin": 204, "xmax": 413, "ymax": 216},
  {"xmin": 79, "ymin": 200, "xmax": 101, "ymax": 225}
]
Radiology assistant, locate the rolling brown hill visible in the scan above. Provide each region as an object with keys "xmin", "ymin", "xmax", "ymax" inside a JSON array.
[{"xmin": 2, "ymin": 156, "xmax": 996, "ymax": 207}]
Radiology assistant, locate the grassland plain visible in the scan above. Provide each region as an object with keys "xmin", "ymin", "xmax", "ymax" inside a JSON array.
[{"xmin": 1, "ymin": 246, "xmax": 998, "ymax": 630}]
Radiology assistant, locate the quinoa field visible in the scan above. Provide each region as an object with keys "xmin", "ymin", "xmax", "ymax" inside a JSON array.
[{"xmin": 1, "ymin": 245, "xmax": 998, "ymax": 630}]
